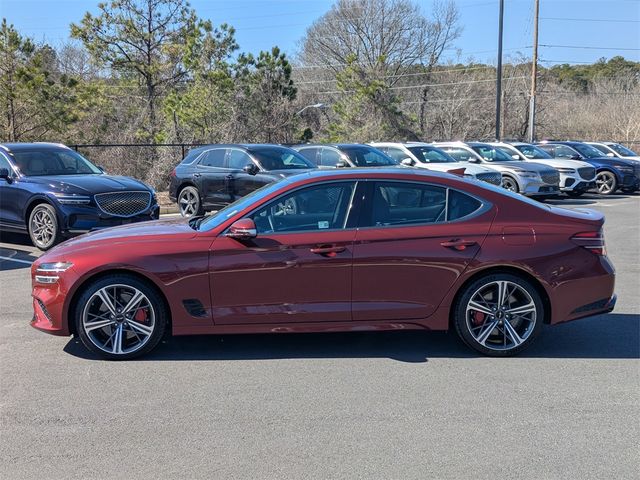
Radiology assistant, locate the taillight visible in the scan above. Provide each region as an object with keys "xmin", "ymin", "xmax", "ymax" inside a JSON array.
[{"xmin": 571, "ymin": 230, "xmax": 606, "ymax": 255}]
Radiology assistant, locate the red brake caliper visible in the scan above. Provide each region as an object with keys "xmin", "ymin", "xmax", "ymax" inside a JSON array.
[
  {"xmin": 472, "ymin": 311, "xmax": 485, "ymax": 326},
  {"xmin": 134, "ymin": 308, "xmax": 148, "ymax": 323}
]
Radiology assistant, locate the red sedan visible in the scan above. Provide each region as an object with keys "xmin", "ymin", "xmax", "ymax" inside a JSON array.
[{"xmin": 31, "ymin": 168, "xmax": 616, "ymax": 359}]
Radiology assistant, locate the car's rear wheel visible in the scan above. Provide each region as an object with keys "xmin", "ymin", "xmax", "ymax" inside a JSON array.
[
  {"xmin": 75, "ymin": 275, "xmax": 167, "ymax": 360},
  {"xmin": 178, "ymin": 186, "xmax": 203, "ymax": 218},
  {"xmin": 501, "ymin": 176, "xmax": 519, "ymax": 193},
  {"xmin": 28, "ymin": 203, "xmax": 61, "ymax": 250},
  {"xmin": 454, "ymin": 273, "xmax": 544, "ymax": 356},
  {"xmin": 595, "ymin": 171, "xmax": 617, "ymax": 195}
]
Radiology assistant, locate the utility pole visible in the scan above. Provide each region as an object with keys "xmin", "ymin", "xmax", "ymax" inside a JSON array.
[
  {"xmin": 495, "ymin": 0, "xmax": 505, "ymax": 140},
  {"xmin": 527, "ymin": 0, "xmax": 540, "ymax": 143}
]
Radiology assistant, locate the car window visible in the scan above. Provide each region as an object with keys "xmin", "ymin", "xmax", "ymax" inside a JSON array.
[
  {"xmin": 553, "ymin": 145, "xmax": 579, "ymax": 159},
  {"xmin": 11, "ymin": 149, "xmax": 102, "ymax": 176},
  {"xmin": 516, "ymin": 144, "xmax": 552, "ymax": 159},
  {"xmin": 471, "ymin": 145, "xmax": 517, "ymax": 162},
  {"xmin": 442, "ymin": 147, "xmax": 475, "ymax": 162},
  {"xmin": 365, "ymin": 182, "xmax": 447, "ymax": 227},
  {"xmin": 408, "ymin": 146, "xmax": 456, "ymax": 163},
  {"xmin": 448, "ymin": 190, "xmax": 482, "ymax": 221},
  {"xmin": 384, "ymin": 147, "xmax": 409, "ymax": 162},
  {"xmin": 573, "ymin": 143, "xmax": 607, "ymax": 159},
  {"xmin": 320, "ymin": 148, "xmax": 342, "ymax": 167},
  {"xmin": 495, "ymin": 146, "xmax": 522, "ymax": 159},
  {"xmin": 590, "ymin": 144, "xmax": 611, "ymax": 155},
  {"xmin": 297, "ymin": 148, "xmax": 319, "ymax": 165},
  {"xmin": 609, "ymin": 143, "xmax": 637, "ymax": 157},
  {"xmin": 338, "ymin": 146, "xmax": 397, "ymax": 166},
  {"xmin": 200, "ymin": 149, "xmax": 227, "ymax": 167},
  {"xmin": 250, "ymin": 182, "xmax": 356, "ymax": 234},
  {"xmin": 249, "ymin": 146, "xmax": 314, "ymax": 170},
  {"xmin": 228, "ymin": 149, "xmax": 253, "ymax": 170},
  {"xmin": 0, "ymin": 154, "xmax": 12, "ymax": 172}
]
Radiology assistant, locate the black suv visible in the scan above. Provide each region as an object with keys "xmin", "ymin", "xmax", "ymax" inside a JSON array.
[{"xmin": 169, "ymin": 144, "xmax": 316, "ymax": 217}]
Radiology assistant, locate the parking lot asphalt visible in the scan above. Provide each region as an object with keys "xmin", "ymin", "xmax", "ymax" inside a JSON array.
[{"xmin": 0, "ymin": 194, "xmax": 638, "ymax": 480}]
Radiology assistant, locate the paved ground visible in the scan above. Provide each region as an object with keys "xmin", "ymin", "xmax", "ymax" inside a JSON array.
[{"xmin": 0, "ymin": 194, "xmax": 638, "ymax": 480}]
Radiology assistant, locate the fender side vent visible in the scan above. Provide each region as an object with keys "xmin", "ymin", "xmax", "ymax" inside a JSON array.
[{"xmin": 182, "ymin": 299, "xmax": 207, "ymax": 318}]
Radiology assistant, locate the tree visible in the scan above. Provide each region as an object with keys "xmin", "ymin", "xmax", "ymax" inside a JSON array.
[
  {"xmin": 0, "ymin": 19, "xmax": 79, "ymax": 141},
  {"xmin": 71, "ymin": 0, "xmax": 205, "ymax": 141}
]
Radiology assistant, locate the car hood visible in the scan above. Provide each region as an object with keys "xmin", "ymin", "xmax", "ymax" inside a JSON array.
[
  {"xmin": 526, "ymin": 158, "xmax": 592, "ymax": 169},
  {"xmin": 582, "ymin": 157, "xmax": 637, "ymax": 168},
  {"xmin": 28, "ymin": 174, "xmax": 152, "ymax": 195},
  {"xmin": 45, "ymin": 217, "xmax": 197, "ymax": 257}
]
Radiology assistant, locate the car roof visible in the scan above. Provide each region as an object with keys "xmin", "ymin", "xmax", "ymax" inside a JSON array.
[
  {"xmin": 0, "ymin": 142, "xmax": 72, "ymax": 152},
  {"xmin": 280, "ymin": 166, "xmax": 455, "ymax": 182},
  {"xmin": 371, "ymin": 142, "xmax": 436, "ymax": 147},
  {"xmin": 293, "ymin": 143, "xmax": 374, "ymax": 149}
]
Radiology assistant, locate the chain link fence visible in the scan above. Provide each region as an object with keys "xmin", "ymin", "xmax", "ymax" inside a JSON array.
[{"xmin": 70, "ymin": 143, "xmax": 204, "ymax": 190}]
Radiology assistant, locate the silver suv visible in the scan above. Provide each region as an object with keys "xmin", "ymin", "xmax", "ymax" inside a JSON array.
[{"xmin": 433, "ymin": 141, "xmax": 560, "ymax": 196}]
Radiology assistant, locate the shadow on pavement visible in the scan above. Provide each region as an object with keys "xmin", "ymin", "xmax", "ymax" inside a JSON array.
[{"xmin": 63, "ymin": 312, "xmax": 639, "ymax": 362}]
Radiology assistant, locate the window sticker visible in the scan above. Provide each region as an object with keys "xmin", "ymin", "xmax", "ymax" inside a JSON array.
[{"xmin": 318, "ymin": 220, "xmax": 329, "ymax": 229}]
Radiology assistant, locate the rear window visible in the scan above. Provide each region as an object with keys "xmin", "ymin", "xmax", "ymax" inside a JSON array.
[
  {"xmin": 448, "ymin": 190, "xmax": 482, "ymax": 220},
  {"xmin": 249, "ymin": 147, "xmax": 314, "ymax": 170}
]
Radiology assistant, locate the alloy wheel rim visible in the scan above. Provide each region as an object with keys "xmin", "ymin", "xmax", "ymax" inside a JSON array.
[
  {"xmin": 82, "ymin": 284, "xmax": 156, "ymax": 355},
  {"xmin": 179, "ymin": 189, "xmax": 199, "ymax": 217},
  {"xmin": 596, "ymin": 172, "xmax": 615, "ymax": 194},
  {"xmin": 466, "ymin": 280, "xmax": 537, "ymax": 351},
  {"xmin": 31, "ymin": 209, "xmax": 55, "ymax": 247},
  {"xmin": 501, "ymin": 178, "xmax": 517, "ymax": 192}
]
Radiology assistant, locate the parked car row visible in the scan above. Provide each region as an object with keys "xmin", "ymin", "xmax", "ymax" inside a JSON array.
[{"xmin": 1, "ymin": 139, "xmax": 638, "ymax": 250}]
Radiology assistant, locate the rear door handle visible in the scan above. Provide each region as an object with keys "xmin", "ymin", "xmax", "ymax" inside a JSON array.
[
  {"xmin": 440, "ymin": 239, "xmax": 477, "ymax": 251},
  {"xmin": 310, "ymin": 245, "xmax": 347, "ymax": 257}
]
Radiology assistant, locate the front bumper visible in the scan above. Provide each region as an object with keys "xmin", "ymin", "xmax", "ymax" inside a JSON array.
[
  {"xmin": 30, "ymin": 266, "xmax": 79, "ymax": 336},
  {"xmin": 521, "ymin": 179, "xmax": 560, "ymax": 196},
  {"xmin": 59, "ymin": 203, "xmax": 160, "ymax": 234},
  {"xmin": 561, "ymin": 179, "xmax": 596, "ymax": 193}
]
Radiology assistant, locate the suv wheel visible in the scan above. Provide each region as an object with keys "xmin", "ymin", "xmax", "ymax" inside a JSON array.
[
  {"xmin": 595, "ymin": 171, "xmax": 617, "ymax": 195},
  {"xmin": 178, "ymin": 186, "xmax": 203, "ymax": 218},
  {"xmin": 28, "ymin": 203, "xmax": 61, "ymax": 250}
]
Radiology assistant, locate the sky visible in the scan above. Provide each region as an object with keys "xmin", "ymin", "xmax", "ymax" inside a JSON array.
[{"xmin": 1, "ymin": 0, "xmax": 639, "ymax": 66}]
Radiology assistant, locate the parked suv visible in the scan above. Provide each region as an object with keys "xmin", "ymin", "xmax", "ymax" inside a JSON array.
[
  {"xmin": 536, "ymin": 141, "xmax": 640, "ymax": 195},
  {"xmin": 433, "ymin": 141, "xmax": 560, "ymax": 196},
  {"xmin": 169, "ymin": 144, "xmax": 316, "ymax": 217},
  {"xmin": 491, "ymin": 142, "xmax": 596, "ymax": 197},
  {"xmin": 293, "ymin": 143, "xmax": 398, "ymax": 168},
  {"xmin": 370, "ymin": 142, "xmax": 502, "ymax": 186},
  {"xmin": 0, "ymin": 142, "xmax": 159, "ymax": 250},
  {"xmin": 586, "ymin": 142, "xmax": 640, "ymax": 161}
]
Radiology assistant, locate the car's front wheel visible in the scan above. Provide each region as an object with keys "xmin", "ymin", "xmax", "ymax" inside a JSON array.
[
  {"xmin": 28, "ymin": 203, "xmax": 61, "ymax": 250},
  {"xmin": 595, "ymin": 171, "xmax": 617, "ymax": 195},
  {"xmin": 501, "ymin": 176, "xmax": 519, "ymax": 193},
  {"xmin": 75, "ymin": 275, "xmax": 167, "ymax": 360},
  {"xmin": 454, "ymin": 273, "xmax": 544, "ymax": 356}
]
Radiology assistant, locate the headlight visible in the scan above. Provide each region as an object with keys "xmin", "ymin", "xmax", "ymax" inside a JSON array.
[
  {"xmin": 556, "ymin": 168, "xmax": 576, "ymax": 173},
  {"xmin": 35, "ymin": 262, "xmax": 73, "ymax": 284},
  {"xmin": 517, "ymin": 171, "xmax": 539, "ymax": 178},
  {"xmin": 53, "ymin": 193, "xmax": 91, "ymax": 205}
]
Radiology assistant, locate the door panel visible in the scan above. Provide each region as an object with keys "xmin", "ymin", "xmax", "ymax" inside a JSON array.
[
  {"xmin": 352, "ymin": 181, "xmax": 495, "ymax": 321},
  {"xmin": 197, "ymin": 148, "xmax": 230, "ymax": 207}
]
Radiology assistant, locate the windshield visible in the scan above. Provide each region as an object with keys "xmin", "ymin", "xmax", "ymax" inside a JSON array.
[
  {"xmin": 248, "ymin": 146, "xmax": 314, "ymax": 170},
  {"xmin": 407, "ymin": 146, "xmax": 457, "ymax": 163},
  {"xmin": 339, "ymin": 146, "xmax": 397, "ymax": 166},
  {"xmin": 572, "ymin": 143, "xmax": 607, "ymax": 159},
  {"xmin": 12, "ymin": 149, "xmax": 102, "ymax": 176},
  {"xmin": 195, "ymin": 181, "xmax": 285, "ymax": 231},
  {"xmin": 471, "ymin": 145, "xmax": 518, "ymax": 162},
  {"xmin": 609, "ymin": 143, "xmax": 637, "ymax": 157},
  {"xmin": 514, "ymin": 144, "xmax": 553, "ymax": 159}
]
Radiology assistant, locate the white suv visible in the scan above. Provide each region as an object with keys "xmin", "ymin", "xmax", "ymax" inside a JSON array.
[
  {"xmin": 433, "ymin": 141, "xmax": 560, "ymax": 197},
  {"xmin": 586, "ymin": 142, "xmax": 640, "ymax": 162},
  {"xmin": 370, "ymin": 142, "xmax": 502, "ymax": 186},
  {"xmin": 491, "ymin": 142, "xmax": 596, "ymax": 197}
]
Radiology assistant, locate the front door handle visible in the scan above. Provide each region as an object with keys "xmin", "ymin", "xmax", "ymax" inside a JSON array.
[
  {"xmin": 440, "ymin": 239, "xmax": 477, "ymax": 251},
  {"xmin": 193, "ymin": 173, "xmax": 201, "ymax": 178},
  {"xmin": 310, "ymin": 245, "xmax": 346, "ymax": 257}
]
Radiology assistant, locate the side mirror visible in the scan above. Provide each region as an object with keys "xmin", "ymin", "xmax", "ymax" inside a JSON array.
[
  {"xmin": 606, "ymin": 152, "xmax": 615, "ymax": 157},
  {"xmin": 335, "ymin": 160, "xmax": 349, "ymax": 168},
  {"xmin": 512, "ymin": 154, "xmax": 521, "ymax": 160},
  {"xmin": 226, "ymin": 218, "xmax": 257, "ymax": 239},
  {"xmin": 0, "ymin": 168, "xmax": 11, "ymax": 183},
  {"xmin": 243, "ymin": 164, "xmax": 259, "ymax": 175},
  {"xmin": 400, "ymin": 158, "xmax": 415, "ymax": 166},
  {"xmin": 570, "ymin": 154, "xmax": 582, "ymax": 160},
  {"xmin": 468, "ymin": 157, "xmax": 480, "ymax": 163}
]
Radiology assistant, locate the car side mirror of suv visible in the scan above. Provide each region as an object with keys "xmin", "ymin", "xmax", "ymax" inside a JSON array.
[
  {"xmin": 335, "ymin": 160, "xmax": 349, "ymax": 168},
  {"xmin": 0, "ymin": 168, "xmax": 12, "ymax": 183},
  {"xmin": 570, "ymin": 154, "xmax": 582, "ymax": 160},
  {"xmin": 226, "ymin": 218, "xmax": 257, "ymax": 240},
  {"xmin": 400, "ymin": 158, "xmax": 415, "ymax": 166},
  {"xmin": 243, "ymin": 164, "xmax": 259, "ymax": 175}
]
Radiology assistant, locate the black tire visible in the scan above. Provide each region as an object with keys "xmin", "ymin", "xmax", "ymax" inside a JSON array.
[
  {"xmin": 566, "ymin": 190, "xmax": 584, "ymax": 198},
  {"xmin": 177, "ymin": 185, "xmax": 203, "ymax": 218},
  {"xmin": 621, "ymin": 187, "xmax": 638, "ymax": 194},
  {"xmin": 501, "ymin": 175, "xmax": 519, "ymax": 193},
  {"xmin": 453, "ymin": 273, "xmax": 544, "ymax": 357},
  {"xmin": 75, "ymin": 274, "xmax": 168, "ymax": 360},
  {"xmin": 28, "ymin": 203, "xmax": 62, "ymax": 250}
]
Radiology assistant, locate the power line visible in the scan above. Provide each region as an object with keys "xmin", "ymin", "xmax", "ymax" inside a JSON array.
[
  {"xmin": 540, "ymin": 17, "xmax": 640, "ymax": 23},
  {"xmin": 539, "ymin": 44, "xmax": 640, "ymax": 51}
]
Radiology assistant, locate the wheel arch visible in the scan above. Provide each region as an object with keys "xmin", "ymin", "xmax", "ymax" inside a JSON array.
[
  {"xmin": 65, "ymin": 268, "xmax": 173, "ymax": 336},
  {"xmin": 501, "ymin": 173, "xmax": 521, "ymax": 190},
  {"xmin": 24, "ymin": 195, "xmax": 59, "ymax": 225},
  {"xmin": 448, "ymin": 265, "xmax": 552, "ymax": 329}
]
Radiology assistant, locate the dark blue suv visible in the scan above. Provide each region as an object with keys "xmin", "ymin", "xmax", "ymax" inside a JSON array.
[
  {"xmin": 0, "ymin": 143, "xmax": 159, "ymax": 250},
  {"xmin": 536, "ymin": 141, "xmax": 640, "ymax": 195}
]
